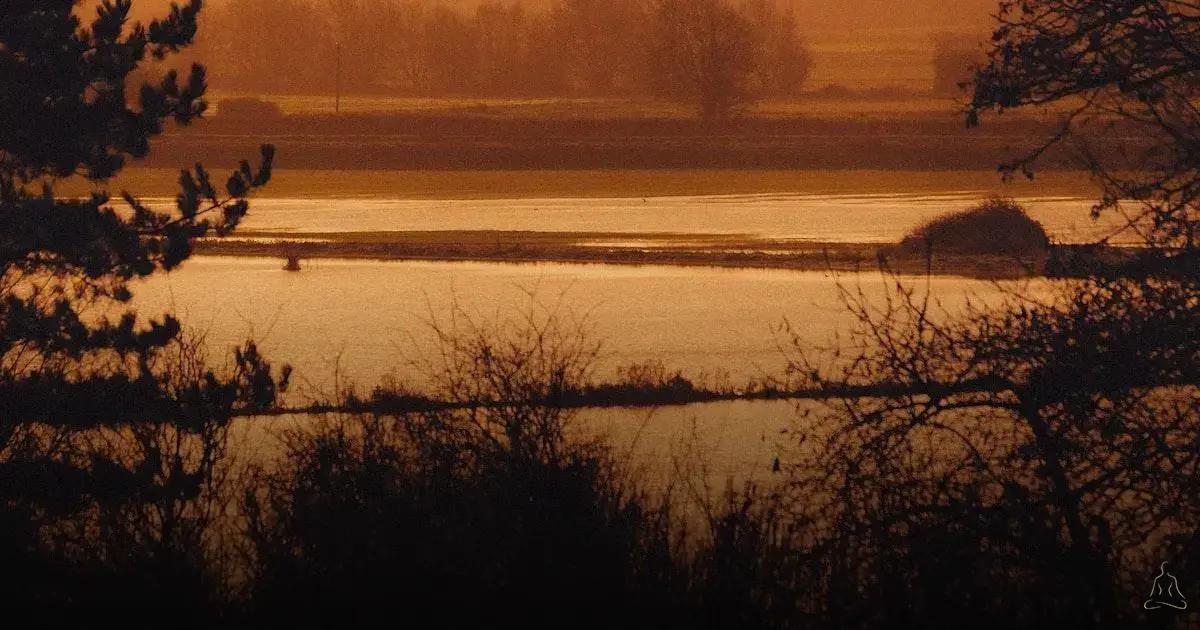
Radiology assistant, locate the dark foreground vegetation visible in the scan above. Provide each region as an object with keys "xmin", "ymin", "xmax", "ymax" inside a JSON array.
[
  {"xmin": 6, "ymin": 274, "xmax": 1200, "ymax": 629},
  {"xmin": 4, "ymin": 269, "xmax": 1199, "ymax": 629},
  {"xmin": 5, "ymin": 1, "xmax": 1200, "ymax": 628}
]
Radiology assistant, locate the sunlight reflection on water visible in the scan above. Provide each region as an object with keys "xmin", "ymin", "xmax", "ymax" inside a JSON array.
[
  {"xmin": 132, "ymin": 257, "xmax": 1041, "ymax": 400},
  {"xmin": 146, "ymin": 192, "xmax": 1125, "ymax": 243}
]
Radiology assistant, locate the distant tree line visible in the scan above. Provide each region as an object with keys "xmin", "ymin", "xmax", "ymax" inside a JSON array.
[{"xmin": 198, "ymin": 0, "xmax": 811, "ymax": 117}]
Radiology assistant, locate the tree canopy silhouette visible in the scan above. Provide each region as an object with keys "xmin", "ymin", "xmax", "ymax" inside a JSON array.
[
  {"xmin": 769, "ymin": 2, "xmax": 1200, "ymax": 626},
  {"xmin": 0, "ymin": 1, "xmax": 290, "ymax": 617},
  {"xmin": 968, "ymin": 0, "xmax": 1200, "ymax": 252},
  {"xmin": 649, "ymin": 0, "xmax": 809, "ymax": 120},
  {"xmin": 0, "ymin": 0, "xmax": 286, "ymax": 427}
]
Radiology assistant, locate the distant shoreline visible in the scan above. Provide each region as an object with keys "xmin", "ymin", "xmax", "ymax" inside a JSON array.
[
  {"xmin": 195, "ymin": 231, "xmax": 1053, "ymax": 280},
  {"xmin": 78, "ymin": 168, "xmax": 1100, "ymax": 202},
  {"xmin": 125, "ymin": 103, "xmax": 1134, "ymax": 171}
]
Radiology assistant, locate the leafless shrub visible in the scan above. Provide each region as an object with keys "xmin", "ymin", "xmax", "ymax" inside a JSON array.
[{"xmin": 781, "ymin": 273, "xmax": 1200, "ymax": 626}]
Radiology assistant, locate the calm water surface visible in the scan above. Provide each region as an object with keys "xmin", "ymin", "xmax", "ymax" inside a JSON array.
[
  {"xmin": 232, "ymin": 399, "xmax": 802, "ymax": 489},
  {"xmin": 138, "ymin": 187, "xmax": 1073, "ymax": 479},
  {"xmin": 146, "ymin": 191, "xmax": 1125, "ymax": 243},
  {"xmin": 133, "ymin": 257, "xmax": 1037, "ymax": 397}
]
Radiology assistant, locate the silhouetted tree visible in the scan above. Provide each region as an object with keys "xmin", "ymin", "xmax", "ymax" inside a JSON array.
[
  {"xmin": 769, "ymin": 2, "xmax": 1200, "ymax": 626},
  {"xmin": 423, "ymin": 3, "xmax": 482, "ymax": 94},
  {"xmin": 787, "ymin": 275, "xmax": 1200, "ymax": 627},
  {"xmin": 740, "ymin": 0, "xmax": 811, "ymax": 98},
  {"xmin": 649, "ymin": 0, "xmax": 762, "ymax": 120},
  {"xmin": 969, "ymin": 0, "xmax": 1200, "ymax": 253},
  {"xmin": 553, "ymin": 0, "xmax": 649, "ymax": 94},
  {"xmin": 0, "ymin": 0, "xmax": 287, "ymax": 616},
  {"xmin": 201, "ymin": 0, "xmax": 334, "ymax": 93},
  {"xmin": 0, "ymin": 0, "xmax": 285, "ymax": 423},
  {"xmin": 193, "ymin": 0, "xmax": 809, "ymax": 105},
  {"xmin": 648, "ymin": 0, "xmax": 809, "ymax": 119},
  {"xmin": 473, "ymin": 1, "xmax": 531, "ymax": 95}
]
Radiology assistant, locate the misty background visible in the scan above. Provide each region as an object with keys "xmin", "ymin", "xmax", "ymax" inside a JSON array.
[{"xmin": 112, "ymin": 0, "xmax": 997, "ymax": 99}]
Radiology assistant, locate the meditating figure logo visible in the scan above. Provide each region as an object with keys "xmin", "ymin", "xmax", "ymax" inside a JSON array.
[{"xmin": 1144, "ymin": 562, "xmax": 1188, "ymax": 611}]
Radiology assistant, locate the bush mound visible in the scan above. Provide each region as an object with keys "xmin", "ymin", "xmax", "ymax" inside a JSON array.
[
  {"xmin": 216, "ymin": 97, "xmax": 284, "ymax": 120},
  {"xmin": 898, "ymin": 198, "xmax": 1050, "ymax": 255}
]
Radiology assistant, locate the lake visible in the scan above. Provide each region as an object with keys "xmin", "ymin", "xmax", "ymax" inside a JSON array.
[
  {"xmin": 231, "ymin": 398, "xmax": 804, "ymax": 492},
  {"xmin": 128, "ymin": 187, "xmax": 1064, "ymax": 481},
  {"xmin": 133, "ymin": 256, "xmax": 1038, "ymax": 398},
  {"xmin": 195, "ymin": 190, "xmax": 1127, "ymax": 244}
]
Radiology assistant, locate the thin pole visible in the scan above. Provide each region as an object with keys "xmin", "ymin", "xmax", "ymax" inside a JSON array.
[{"xmin": 335, "ymin": 41, "xmax": 341, "ymax": 114}]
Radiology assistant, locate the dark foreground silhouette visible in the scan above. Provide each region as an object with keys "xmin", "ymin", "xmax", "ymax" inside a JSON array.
[
  {"xmin": 4, "ymin": 274, "xmax": 1200, "ymax": 629},
  {"xmin": 3, "ymin": 1, "xmax": 1200, "ymax": 628}
]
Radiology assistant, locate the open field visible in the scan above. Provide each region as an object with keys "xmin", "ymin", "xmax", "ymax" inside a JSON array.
[
  {"xmin": 143, "ymin": 133, "xmax": 1073, "ymax": 171},
  {"xmin": 84, "ymin": 89, "xmax": 1102, "ymax": 172},
  {"xmin": 210, "ymin": 93, "xmax": 970, "ymax": 119},
  {"xmin": 134, "ymin": 107, "xmax": 1104, "ymax": 171},
  {"xmin": 75, "ymin": 168, "xmax": 1099, "ymax": 200}
]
